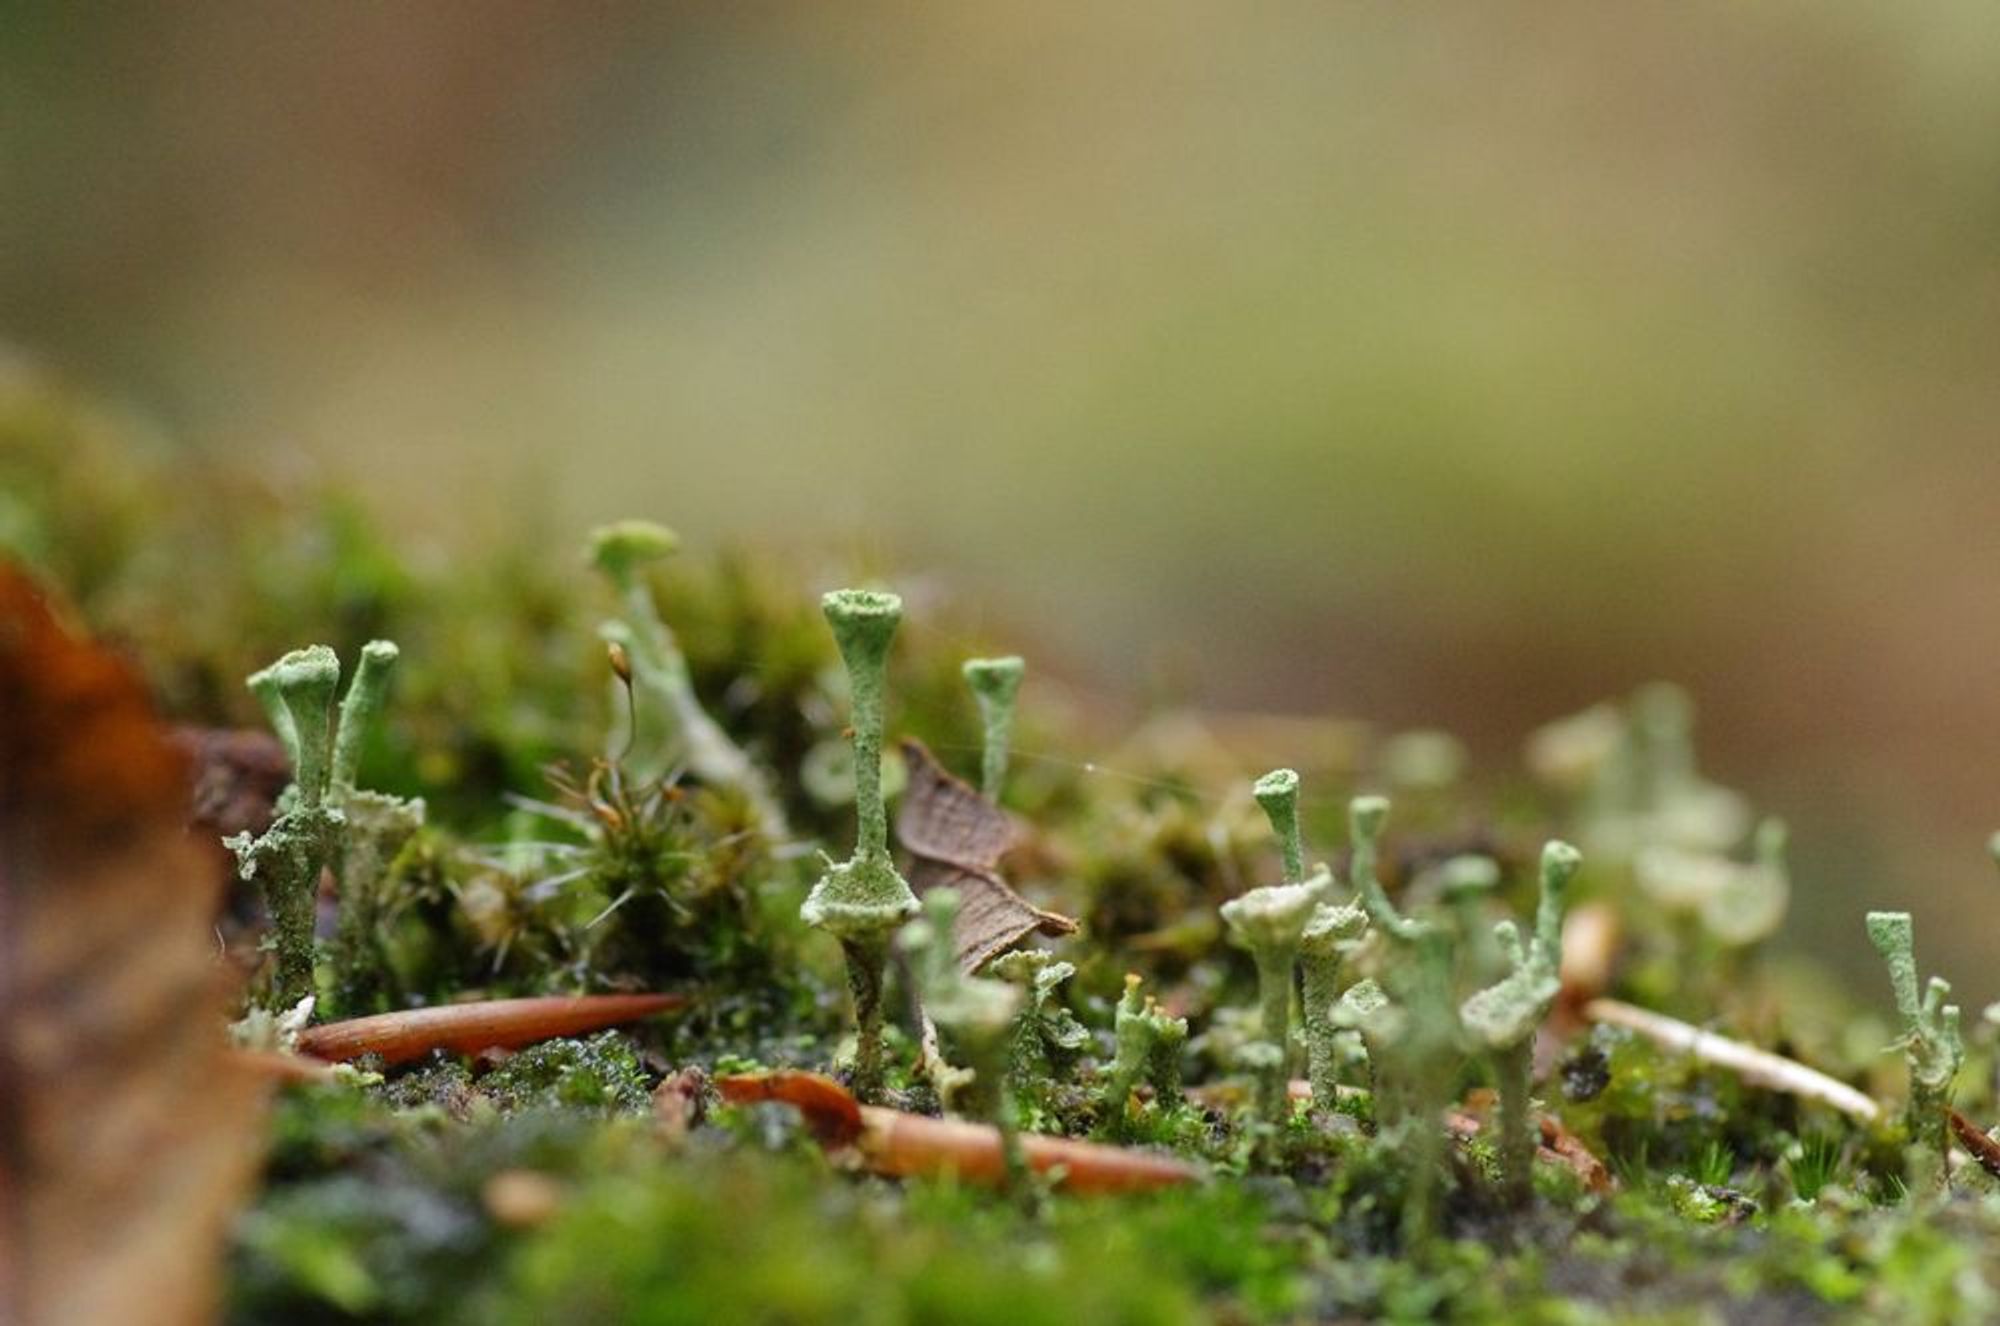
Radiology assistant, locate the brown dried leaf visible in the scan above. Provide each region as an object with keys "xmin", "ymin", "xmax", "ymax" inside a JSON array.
[
  {"xmin": 294, "ymin": 993, "xmax": 686, "ymax": 1066},
  {"xmin": 1, "ymin": 565, "xmax": 269, "ymax": 1326},
  {"xmin": 895, "ymin": 739, "xmax": 1076, "ymax": 970}
]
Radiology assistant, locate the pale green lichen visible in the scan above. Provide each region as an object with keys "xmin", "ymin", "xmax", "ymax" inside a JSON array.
[
  {"xmin": 988, "ymin": 948, "xmax": 1088, "ymax": 1081},
  {"xmin": 229, "ymin": 641, "xmax": 427, "ymax": 1014},
  {"xmin": 228, "ymin": 646, "xmax": 345, "ymax": 1009},
  {"xmin": 587, "ymin": 520, "xmax": 785, "ymax": 832},
  {"xmin": 1251, "ymin": 767, "xmax": 1366, "ymax": 1115},
  {"xmin": 326, "ymin": 642, "xmax": 425, "ymax": 1015},
  {"xmin": 330, "ymin": 639, "xmax": 399, "ymax": 793},
  {"xmin": 1343, "ymin": 794, "xmax": 1459, "ymax": 1242},
  {"xmin": 962, "ymin": 655, "xmax": 1025, "ymax": 800},
  {"xmin": 1299, "ymin": 895, "xmax": 1367, "ymax": 1113},
  {"xmin": 900, "ymin": 889, "xmax": 1025, "ymax": 1181},
  {"xmin": 1459, "ymin": 840, "xmax": 1580, "ymax": 1206},
  {"xmin": 1252, "ymin": 767, "xmax": 1305, "ymax": 884},
  {"xmin": 1221, "ymin": 874, "xmax": 1317, "ymax": 1123},
  {"xmin": 1528, "ymin": 684, "xmax": 1748, "ymax": 862},
  {"xmin": 1866, "ymin": 909, "xmax": 1962, "ymax": 1185},
  {"xmin": 1098, "ymin": 973, "xmax": 1187, "ymax": 1139},
  {"xmin": 801, "ymin": 589, "xmax": 919, "ymax": 1100}
]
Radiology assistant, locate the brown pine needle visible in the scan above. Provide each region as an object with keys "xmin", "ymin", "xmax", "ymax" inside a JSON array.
[
  {"xmin": 718, "ymin": 1071, "xmax": 1201, "ymax": 1193},
  {"xmin": 296, "ymin": 993, "xmax": 686, "ymax": 1066}
]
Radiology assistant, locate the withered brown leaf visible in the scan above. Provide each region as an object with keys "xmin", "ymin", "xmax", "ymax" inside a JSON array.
[
  {"xmin": 895, "ymin": 738, "xmax": 1076, "ymax": 971},
  {"xmin": 0, "ymin": 565, "xmax": 269, "ymax": 1326}
]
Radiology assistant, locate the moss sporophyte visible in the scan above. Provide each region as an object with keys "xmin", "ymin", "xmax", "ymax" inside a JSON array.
[
  {"xmin": 801, "ymin": 589, "xmax": 919, "ymax": 1100},
  {"xmin": 587, "ymin": 520, "xmax": 786, "ymax": 833}
]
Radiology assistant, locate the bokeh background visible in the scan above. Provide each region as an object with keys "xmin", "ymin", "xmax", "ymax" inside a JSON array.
[{"xmin": 6, "ymin": 2, "xmax": 2000, "ymax": 999}]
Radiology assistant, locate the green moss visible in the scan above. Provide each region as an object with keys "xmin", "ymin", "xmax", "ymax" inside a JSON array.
[{"xmin": 479, "ymin": 1033, "xmax": 652, "ymax": 1117}]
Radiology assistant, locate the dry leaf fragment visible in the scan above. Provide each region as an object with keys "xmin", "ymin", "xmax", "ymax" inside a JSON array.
[
  {"xmin": 1948, "ymin": 1108, "xmax": 2000, "ymax": 1180},
  {"xmin": 0, "ymin": 565, "xmax": 269, "ymax": 1326},
  {"xmin": 717, "ymin": 1071, "xmax": 1200, "ymax": 1193},
  {"xmin": 895, "ymin": 739, "xmax": 1076, "ymax": 970},
  {"xmin": 294, "ymin": 992, "xmax": 685, "ymax": 1066}
]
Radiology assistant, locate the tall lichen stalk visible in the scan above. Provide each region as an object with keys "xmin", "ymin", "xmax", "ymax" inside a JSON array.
[
  {"xmin": 963, "ymin": 655, "xmax": 1025, "ymax": 801},
  {"xmin": 231, "ymin": 647, "xmax": 344, "ymax": 1009},
  {"xmin": 1252, "ymin": 767, "xmax": 1366, "ymax": 1114},
  {"xmin": 1221, "ymin": 775, "xmax": 1321, "ymax": 1126},
  {"xmin": 1097, "ymin": 973, "xmax": 1186, "ymax": 1139},
  {"xmin": 1345, "ymin": 795, "xmax": 1459, "ymax": 1243},
  {"xmin": 231, "ymin": 640, "xmax": 425, "ymax": 1014},
  {"xmin": 800, "ymin": 589, "xmax": 919, "ymax": 1101},
  {"xmin": 1866, "ymin": 910, "xmax": 1962, "ymax": 1187},
  {"xmin": 1460, "ymin": 841, "xmax": 1580, "ymax": 1207},
  {"xmin": 327, "ymin": 641, "xmax": 425, "ymax": 1015}
]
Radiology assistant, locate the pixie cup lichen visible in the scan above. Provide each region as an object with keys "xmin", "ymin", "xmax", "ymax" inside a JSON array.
[
  {"xmin": 801, "ymin": 589, "xmax": 920, "ymax": 1100},
  {"xmin": 1253, "ymin": 767, "xmax": 1306, "ymax": 885},
  {"xmin": 1344, "ymin": 794, "xmax": 1461, "ymax": 1241},
  {"xmin": 229, "ymin": 646, "xmax": 345, "ymax": 1009},
  {"xmin": 1299, "ymin": 896, "xmax": 1367, "ymax": 1112},
  {"xmin": 1250, "ymin": 767, "xmax": 1366, "ymax": 1114},
  {"xmin": 230, "ymin": 641, "xmax": 427, "ymax": 1014},
  {"xmin": 1221, "ymin": 876, "xmax": 1318, "ymax": 1124},
  {"xmin": 1099, "ymin": 973, "xmax": 1187, "ymax": 1139},
  {"xmin": 1460, "ymin": 840, "xmax": 1580, "ymax": 1206},
  {"xmin": 1866, "ymin": 910, "xmax": 1962, "ymax": 1186},
  {"xmin": 324, "ymin": 641, "xmax": 425, "ymax": 1015},
  {"xmin": 962, "ymin": 655, "xmax": 1025, "ymax": 800}
]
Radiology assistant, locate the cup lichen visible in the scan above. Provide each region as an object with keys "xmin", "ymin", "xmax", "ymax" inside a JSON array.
[
  {"xmin": 962, "ymin": 655, "xmax": 1025, "ymax": 800},
  {"xmin": 228, "ymin": 646, "xmax": 346, "ymax": 1009},
  {"xmin": 1865, "ymin": 909, "xmax": 1962, "ymax": 1186},
  {"xmin": 801, "ymin": 588, "xmax": 920, "ymax": 1100},
  {"xmin": 1459, "ymin": 840, "xmax": 1580, "ymax": 1206}
]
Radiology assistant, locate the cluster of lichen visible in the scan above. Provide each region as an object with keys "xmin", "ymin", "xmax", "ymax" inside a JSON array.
[
  {"xmin": 229, "ymin": 640, "xmax": 425, "ymax": 1012},
  {"xmin": 25, "ymin": 382, "xmax": 2000, "ymax": 1326}
]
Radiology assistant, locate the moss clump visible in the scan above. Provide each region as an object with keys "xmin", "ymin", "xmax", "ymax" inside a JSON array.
[{"xmin": 479, "ymin": 1033, "xmax": 652, "ymax": 1117}]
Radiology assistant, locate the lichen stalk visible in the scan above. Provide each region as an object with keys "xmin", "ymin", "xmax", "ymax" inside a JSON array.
[
  {"xmin": 963, "ymin": 655, "xmax": 1025, "ymax": 800},
  {"xmin": 801, "ymin": 589, "xmax": 919, "ymax": 1102},
  {"xmin": 1253, "ymin": 767, "xmax": 1305, "ymax": 884},
  {"xmin": 1866, "ymin": 910, "xmax": 1962, "ymax": 1185}
]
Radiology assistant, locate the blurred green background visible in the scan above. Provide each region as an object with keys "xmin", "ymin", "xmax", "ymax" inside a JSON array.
[{"xmin": 6, "ymin": 2, "xmax": 2000, "ymax": 997}]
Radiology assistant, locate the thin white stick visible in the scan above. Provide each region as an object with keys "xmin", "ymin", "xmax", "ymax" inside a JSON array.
[{"xmin": 1584, "ymin": 998, "xmax": 1881, "ymax": 1123}]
